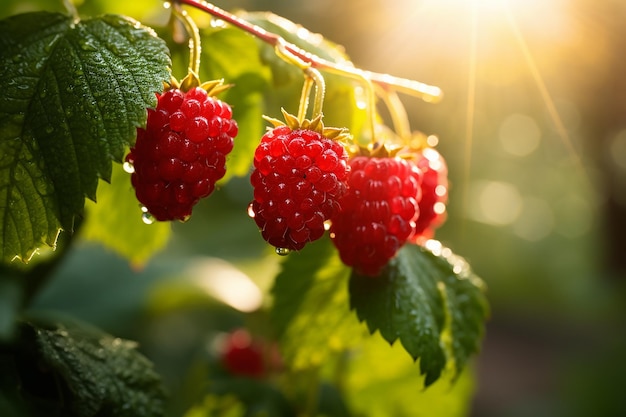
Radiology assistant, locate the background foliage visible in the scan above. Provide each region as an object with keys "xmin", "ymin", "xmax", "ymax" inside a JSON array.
[{"xmin": 1, "ymin": 0, "xmax": 625, "ymax": 416}]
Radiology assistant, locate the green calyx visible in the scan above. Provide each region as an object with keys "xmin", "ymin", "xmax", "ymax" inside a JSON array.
[
  {"xmin": 167, "ymin": 71, "xmax": 232, "ymax": 96},
  {"xmin": 263, "ymin": 108, "xmax": 352, "ymax": 142},
  {"xmin": 348, "ymin": 141, "xmax": 404, "ymax": 159}
]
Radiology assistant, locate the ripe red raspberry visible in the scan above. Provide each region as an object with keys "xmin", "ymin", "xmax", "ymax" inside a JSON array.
[
  {"xmin": 409, "ymin": 147, "xmax": 448, "ymax": 243},
  {"xmin": 220, "ymin": 329, "xmax": 265, "ymax": 378},
  {"xmin": 127, "ymin": 86, "xmax": 238, "ymax": 221},
  {"xmin": 249, "ymin": 124, "xmax": 349, "ymax": 252},
  {"xmin": 330, "ymin": 156, "xmax": 423, "ymax": 276}
]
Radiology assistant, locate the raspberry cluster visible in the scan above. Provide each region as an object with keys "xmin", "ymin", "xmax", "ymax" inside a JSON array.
[
  {"xmin": 330, "ymin": 156, "xmax": 423, "ymax": 276},
  {"xmin": 128, "ymin": 87, "xmax": 238, "ymax": 221},
  {"xmin": 410, "ymin": 147, "xmax": 448, "ymax": 243},
  {"xmin": 249, "ymin": 125, "xmax": 349, "ymax": 251}
]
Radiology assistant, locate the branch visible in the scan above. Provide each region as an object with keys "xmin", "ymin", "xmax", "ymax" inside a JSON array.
[{"xmin": 173, "ymin": 0, "xmax": 443, "ymax": 103}]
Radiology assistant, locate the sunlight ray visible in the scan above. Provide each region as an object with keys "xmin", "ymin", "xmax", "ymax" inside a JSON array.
[
  {"xmin": 461, "ymin": 1, "xmax": 479, "ymax": 241},
  {"xmin": 503, "ymin": 3, "xmax": 589, "ymax": 183}
]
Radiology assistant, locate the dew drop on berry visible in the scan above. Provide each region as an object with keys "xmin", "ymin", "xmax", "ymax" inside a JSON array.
[
  {"xmin": 142, "ymin": 211, "xmax": 155, "ymax": 225},
  {"xmin": 247, "ymin": 202, "xmax": 256, "ymax": 218},
  {"xmin": 324, "ymin": 220, "xmax": 332, "ymax": 231},
  {"xmin": 123, "ymin": 161, "xmax": 135, "ymax": 173},
  {"xmin": 275, "ymin": 247, "xmax": 291, "ymax": 256}
]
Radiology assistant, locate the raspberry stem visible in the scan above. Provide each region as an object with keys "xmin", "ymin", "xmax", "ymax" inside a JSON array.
[
  {"xmin": 171, "ymin": 3, "xmax": 201, "ymax": 75},
  {"xmin": 377, "ymin": 87, "xmax": 411, "ymax": 143},
  {"xmin": 174, "ymin": 0, "xmax": 443, "ymax": 103},
  {"xmin": 275, "ymin": 39, "xmax": 326, "ymax": 121},
  {"xmin": 297, "ymin": 76, "xmax": 313, "ymax": 122},
  {"xmin": 307, "ymin": 67, "xmax": 325, "ymax": 119}
]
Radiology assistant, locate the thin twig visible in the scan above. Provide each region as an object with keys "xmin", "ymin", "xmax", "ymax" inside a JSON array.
[{"xmin": 174, "ymin": 0, "xmax": 443, "ymax": 102}]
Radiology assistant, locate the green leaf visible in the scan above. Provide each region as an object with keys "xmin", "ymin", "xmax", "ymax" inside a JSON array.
[
  {"xmin": 0, "ymin": 11, "xmax": 170, "ymax": 263},
  {"xmin": 207, "ymin": 378, "xmax": 294, "ymax": 417},
  {"xmin": 15, "ymin": 318, "xmax": 166, "ymax": 417},
  {"xmin": 0, "ymin": 275, "xmax": 21, "ymax": 341},
  {"xmin": 80, "ymin": 162, "xmax": 171, "ymax": 266},
  {"xmin": 270, "ymin": 238, "xmax": 363, "ymax": 370},
  {"xmin": 349, "ymin": 242, "xmax": 488, "ymax": 386},
  {"xmin": 198, "ymin": 26, "xmax": 271, "ymax": 183},
  {"xmin": 345, "ymin": 332, "xmax": 476, "ymax": 417}
]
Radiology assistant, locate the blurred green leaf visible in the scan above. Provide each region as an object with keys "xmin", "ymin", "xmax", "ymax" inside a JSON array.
[
  {"xmin": 198, "ymin": 26, "xmax": 271, "ymax": 182},
  {"xmin": 14, "ymin": 318, "xmax": 166, "ymax": 417},
  {"xmin": 184, "ymin": 394, "xmax": 247, "ymax": 417},
  {"xmin": 207, "ymin": 378, "xmax": 294, "ymax": 417},
  {"xmin": 0, "ymin": 11, "xmax": 170, "ymax": 263},
  {"xmin": 349, "ymin": 242, "xmax": 488, "ymax": 386},
  {"xmin": 270, "ymin": 238, "xmax": 363, "ymax": 370},
  {"xmin": 345, "ymin": 330, "xmax": 476, "ymax": 417},
  {"xmin": 0, "ymin": 277, "xmax": 21, "ymax": 341},
  {"xmin": 81, "ymin": 163, "xmax": 171, "ymax": 266}
]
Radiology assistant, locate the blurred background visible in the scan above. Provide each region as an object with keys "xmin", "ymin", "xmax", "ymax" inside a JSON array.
[
  {"xmin": 180, "ymin": 1, "xmax": 626, "ymax": 415},
  {"xmin": 4, "ymin": 0, "xmax": 626, "ymax": 415}
]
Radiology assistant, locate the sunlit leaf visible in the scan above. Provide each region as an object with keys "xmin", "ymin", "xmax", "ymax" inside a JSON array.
[
  {"xmin": 270, "ymin": 238, "xmax": 363, "ymax": 370},
  {"xmin": 81, "ymin": 163, "xmax": 171, "ymax": 266},
  {"xmin": 349, "ymin": 242, "xmax": 488, "ymax": 386},
  {"xmin": 0, "ymin": 11, "xmax": 170, "ymax": 263},
  {"xmin": 345, "ymin": 330, "xmax": 476, "ymax": 417}
]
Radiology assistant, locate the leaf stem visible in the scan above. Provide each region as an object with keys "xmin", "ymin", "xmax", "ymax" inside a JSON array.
[{"xmin": 174, "ymin": 0, "xmax": 443, "ymax": 102}]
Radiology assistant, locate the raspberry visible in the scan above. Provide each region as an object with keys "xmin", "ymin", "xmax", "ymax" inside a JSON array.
[
  {"xmin": 127, "ymin": 86, "xmax": 237, "ymax": 221},
  {"xmin": 409, "ymin": 147, "xmax": 448, "ymax": 243},
  {"xmin": 220, "ymin": 329, "xmax": 265, "ymax": 378},
  {"xmin": 330, "ymin": 156, "xmax": 423, "ymax": 276},
  {"xmin": 249, "ymin": 124, "xmax": 349, "ymax": 251}
]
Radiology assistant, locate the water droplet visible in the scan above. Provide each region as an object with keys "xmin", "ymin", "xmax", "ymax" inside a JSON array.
[
  {"xmin": 275, "ymin": 247, "xmax": 291, "ymax": 256},
  {"xmin": 123, "ymin": 161, "xmax": 135, "ymax": 173},
  {"xmin": 141, "ymin": 211, "xmax": 154, "ymax": 225},
  {"xmin": 179, "ymin": 215, "xmax": 191, "ymax": 223},
  {"xmin": 210, "ymin": 18, "xmax": 226, "ymax": 28},
  {"xmin": 247, "ymin": 203, "xmax": 256, "ymax": 218},
  {"xmin": 79, "ymin": 39, "xmax": 97, "ymax": 52},
  {"xmin": 163, "ymin": 1, "xmax": 171, "ymax": 9},
  {"xmin": 324, "ymin": 220, "xmax": 332, "ymax": 231}
]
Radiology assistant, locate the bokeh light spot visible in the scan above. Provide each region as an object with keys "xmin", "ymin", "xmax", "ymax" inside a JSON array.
[
  {"xmin": 468, "ymin": 180, "xmax": 523, "ymax": 225},
  {"xmin": 498, "ymin": 113, "xmax": 541, "ymax": 157}
]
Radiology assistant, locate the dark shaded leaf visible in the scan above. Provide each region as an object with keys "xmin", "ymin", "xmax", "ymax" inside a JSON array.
[{"xmin": 15, "ymin": 318, "xmax": 166, "ymax": 417}]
